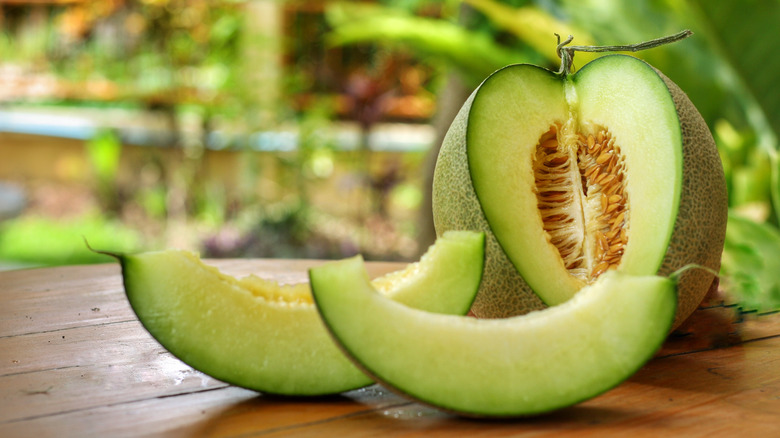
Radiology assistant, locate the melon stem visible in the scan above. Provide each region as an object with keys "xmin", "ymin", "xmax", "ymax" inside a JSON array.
[{"xmin": 555, "ymin": 30, "xmax": 693, "ymax": 76}]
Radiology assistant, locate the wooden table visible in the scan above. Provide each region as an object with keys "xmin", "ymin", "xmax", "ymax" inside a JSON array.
[{"xmin": 2, "ymin": 259, "xmax": 779, "ymax": 437}]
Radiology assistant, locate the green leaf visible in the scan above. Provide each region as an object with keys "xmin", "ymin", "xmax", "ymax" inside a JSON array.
[
  {"xmin": 0, "ymin": 214, "xmax": 141, "ymax": 267},
  {"xmin": 464, "ymin": 0, "xmax": 599, "ymax": 66},
  {"xmin": 720, "ymin": 213, "xmax": 780, "ymax": 313},
  {"xmin": 324, "ymin": 2, "xmax": 533, "ymax": 86}
]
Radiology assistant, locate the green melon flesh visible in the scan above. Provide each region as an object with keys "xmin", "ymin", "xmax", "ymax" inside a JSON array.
[
  {"xmin": 310, "ymin": 266, "xmax": 676, "ymax": 417},
  {"xmin": 433, "ymin": 54, "xmax": 727, "ymax": 328},
  {"xmin": 118, "ymin": 230, "xmax": 484, "ymax": 396}
]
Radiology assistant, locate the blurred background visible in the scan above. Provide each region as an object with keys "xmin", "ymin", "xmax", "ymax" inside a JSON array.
[{"xmin": 0, "ymin": 0, "xmax": 777, "ymax": 310}]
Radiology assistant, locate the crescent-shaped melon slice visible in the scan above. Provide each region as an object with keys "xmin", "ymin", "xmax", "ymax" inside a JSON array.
[
  {"xmin": 115, "ymin": 230, "xmax": 484, "ymax": 395},
  {"xmin": 310, "ymin": 262, "xmax": 676, "ymax": 416}
]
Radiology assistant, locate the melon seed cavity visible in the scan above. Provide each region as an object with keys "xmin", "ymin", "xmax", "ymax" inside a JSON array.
[{"xmin": 533, "ymin": 124, "xmax": 629, "ymax": 283}]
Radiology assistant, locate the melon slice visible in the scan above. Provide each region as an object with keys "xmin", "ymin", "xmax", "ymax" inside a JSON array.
[
  {"xmin": 116, "ymin": 230, "xmax": 484, "ymax": 396},
  {"xmin": 310, "ymin": 264, "xmax": 676, "ymax": 417}
]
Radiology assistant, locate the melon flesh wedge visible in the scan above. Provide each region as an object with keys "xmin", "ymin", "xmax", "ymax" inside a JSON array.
[
  {"xmin": 310, "ymin": 266, "xmax": 676, "ymax": 417},
  {"xmin": 118, "ymin": 230, "xmax": 484, "ymax": 396}
]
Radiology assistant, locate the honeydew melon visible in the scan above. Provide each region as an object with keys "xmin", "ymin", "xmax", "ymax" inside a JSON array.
[
  {"xmin": 115, "ymin": 230, "xmax": 484, "ymax": 395},
  {"xmin": 432, "ymin": 54, "xmax": 727, "ymax": 329},
  {"xmin": 310, "ymin": 264, "xmax": 676, "ymax": 417}
]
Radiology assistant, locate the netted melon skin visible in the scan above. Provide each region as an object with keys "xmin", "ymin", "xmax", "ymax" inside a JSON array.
[
  {"xmin": 655, "ymin": 70, "xmax": 728, "ymax": 329},
  {"xmin": 432, "ymin": 59, "xmax": 727, "ymax": 327},
  {"xmin": 432, "ymin": 90, "xmax": 547, "ymax": 318}
]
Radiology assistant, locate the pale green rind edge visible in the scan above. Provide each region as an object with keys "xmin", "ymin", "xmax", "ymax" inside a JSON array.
[{"xmin": 652, "ymin": 65, "xmax": 729, "ymax": 329}]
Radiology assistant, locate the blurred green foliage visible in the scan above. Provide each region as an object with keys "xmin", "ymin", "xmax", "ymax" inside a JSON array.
[
  {"xmin": 325, "ymin": 2, "xmax": 529, "ymax": 85},
  {"xmin": 85, "ymin": 128, "xmax": 123, "ymax": 213},
  {"xmin": 721, "ymin": 213, "xmax": 780, "ymax": 314},
  {"xmin": 0, "ymin": 214, "xmax": 140, "ymax": 267}
]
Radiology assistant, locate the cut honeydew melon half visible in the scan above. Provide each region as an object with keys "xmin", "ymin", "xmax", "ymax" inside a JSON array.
[
  {"xmin": 116, "ymin": 230, "xmax": 484, "ymax": 396},
  {"xmin": 310, "ymin": 264, "xmax": 676, "ymax": 417},
  {"xmin": 433, "ymin": 55, "xmax": 726, "ymax": 329}
]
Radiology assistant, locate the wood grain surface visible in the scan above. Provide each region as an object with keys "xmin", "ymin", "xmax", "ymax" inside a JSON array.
[{"xmin": 1, "ymin": 259, "xmax": 779, "ymax": 437}]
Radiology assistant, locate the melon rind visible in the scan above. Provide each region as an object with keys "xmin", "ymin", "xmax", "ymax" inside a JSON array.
[
  {"xmin": 654, "ymin": 68, "xmax": 727, "ymax": 328},
  {"xmin": 432, "ymin": 55, "xmax": 727, "ymax": 328}
]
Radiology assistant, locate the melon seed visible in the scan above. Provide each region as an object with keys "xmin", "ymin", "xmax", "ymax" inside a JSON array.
[{"xmin": 533, "ymin": 125, "xmax": 630, "ymax": 282}]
